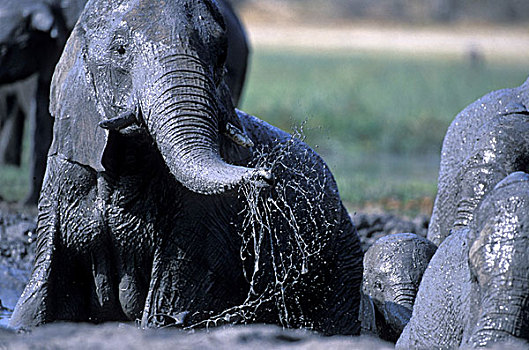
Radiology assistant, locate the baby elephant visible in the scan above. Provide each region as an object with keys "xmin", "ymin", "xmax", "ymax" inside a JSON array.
[
  {"xmin": 398, "ymin": 172, "xmax": 529, "ymax": 348},
  {"xmin": 361, "ymin": 233, "xmax": 436, "ymax": 342}
]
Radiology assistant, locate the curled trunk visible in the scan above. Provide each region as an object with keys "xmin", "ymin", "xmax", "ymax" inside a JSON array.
[{"xmin": 148, "ymin": 55, "xmax": 269, "ymax": 195}]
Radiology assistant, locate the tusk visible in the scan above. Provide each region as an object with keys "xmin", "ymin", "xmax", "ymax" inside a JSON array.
[
  {"xmin": 223, "ymin": 122, "xmax": 254, "ymax": 148},
  {"xmin": 98, "ymin": 110, "xmax": 138, "ymax": 130}
]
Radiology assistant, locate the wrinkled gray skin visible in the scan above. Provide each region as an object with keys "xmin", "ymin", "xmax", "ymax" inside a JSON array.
[
  {"xmin": 398, "ymin": 172, "xmax": 529, "ymax": 348},
  {"xmin": 9, "ymin": 0, "xmax": 363, "ymax": 335},
  {"xmin": 0, "ymin": 0, "xmax": 249, "ymax": 205},
  {"xmin": 361, "ymin": 233, "xmax": 436, "ymax": 342},
  {"xmin": 428, "ymin": 78, "xmax": 529, "ymax": 246}
]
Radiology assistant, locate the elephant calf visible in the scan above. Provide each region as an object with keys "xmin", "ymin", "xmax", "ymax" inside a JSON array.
[
  {"xmin": 9, "ymin": 0, "xmax": 363, "ymax": 336},
  {"xmin": 361, "ymin": 233, "xmax": 436, "ymax": 342}
]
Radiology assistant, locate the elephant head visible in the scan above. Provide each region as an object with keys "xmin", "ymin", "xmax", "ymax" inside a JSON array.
[
  {"xmin": 362, "ymin": 233, "xmax": 437, "ymax": 342},
  {"xmin": 49, "ymin": 0, "xmax": 271, "ymax": 194}
]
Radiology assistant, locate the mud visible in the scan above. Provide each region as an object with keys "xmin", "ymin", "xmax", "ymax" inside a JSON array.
[
  {"xmin": 0, "ymin": 204, "xmax": 36, "ymax": 328},
  {"xmin": 0, "ymin": 323, "xmax": 392, "ymax": 349}
]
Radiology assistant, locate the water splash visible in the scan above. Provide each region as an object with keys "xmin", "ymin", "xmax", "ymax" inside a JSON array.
[{"xmin": 188, "ymin": 126, "xmax": 340, "ymax": 330}]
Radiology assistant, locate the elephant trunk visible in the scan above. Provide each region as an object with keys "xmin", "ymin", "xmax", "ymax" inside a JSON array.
[
  {"xmin": 393, "ymin": 287, "xmax": 417, "ymax": 310},
  {"xmin": 384, "ymin": 286, "xmax": 415, "ymax": 335},
  {"xmin": 147, "ymin": 55, "xmax": 270, "ymax": 195}
]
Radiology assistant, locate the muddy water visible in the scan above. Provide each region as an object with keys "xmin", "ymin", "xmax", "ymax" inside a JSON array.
[
  {"xmin": 0, "ymin": 266, "xmax": 30, "ymax": 328},
  {"xmin": 0, "ymin": 207, "xmax": 36, "ymax": 328}
]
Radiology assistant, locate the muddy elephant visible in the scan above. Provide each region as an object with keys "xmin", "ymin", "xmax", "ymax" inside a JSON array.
[
  {"xmin": 9, "ymin": 0, "xmax": 363, "ymax": 336},
  {"xmin": 397, "ymin": 172, "xmax": 529, "ymax": 348},
  {"xmin": 0, "ymin": 0, "xmax": 249, "ymax": 205},
  {"xmin": 428, "ymin": 78, "xmax": 529, "ymax": 246},
  {"xmin": 361, "ymin": 233, "xmax": 436, "ymax": 342}
]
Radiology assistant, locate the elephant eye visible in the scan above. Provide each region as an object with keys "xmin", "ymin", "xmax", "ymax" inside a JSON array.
[
  {"xmin": 374, "ymin": 280, "xmax": 383, "ymax": 291},
  {"xmin": 111, "ymin": 34, "xmax": 129, "ymax": 59},
  {"xmin": 117, "ymin": 45, "xmax": 126, "ymax": 55}
]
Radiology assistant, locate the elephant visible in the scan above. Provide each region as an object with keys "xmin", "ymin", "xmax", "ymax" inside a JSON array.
[
  {"xmin": 397, "ymin": 171, "xmax": 529, "ymax": 348},
  {"xmin": 361, "ymin": 233, "xmax": 436, "ymax": 342},
  {"xmin": 427, "ymin": 78, "xmax": 529, "ymax": 246},
  {"xmin": 0, "ymin": 0, "xmax": 249, "ymax": 205},
  {"xmin": 9, "ymin": 0, "xmax": 363, "ymax": 336}
]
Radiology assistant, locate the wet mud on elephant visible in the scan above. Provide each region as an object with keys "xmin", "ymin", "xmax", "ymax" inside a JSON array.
[
  {"xmin": 428, "ymin": 78, "xmax": 529, "ymax": 247},
  {"xmin": 9, "ymin": 0, "xmax": 363, "ymax": 336},
  {"xmin": 386, "ymin": 78, "xmax": 529, "ymax": 347}
]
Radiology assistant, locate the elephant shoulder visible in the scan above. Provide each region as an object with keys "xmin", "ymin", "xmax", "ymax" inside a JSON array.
[
  {"xmin": 236, "ymin": 109, "xmax": 292, "ymax": 146},
  {"xmin": 447, "ymin": 82, "xmax": 528, "ymax": 140},
  {"xmin": 237, "ymin": 110, "xmax": 335, "ymax": 176},
  {"xmin": 439, "ymin": 82, "xmax": 529, "ymax": 173},
  {"xmin": 448, "ymin": 90, "xmax": 502, "ymax": 139}
]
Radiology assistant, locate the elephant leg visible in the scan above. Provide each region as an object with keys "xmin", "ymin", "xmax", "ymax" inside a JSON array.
[
  {"xmin": 140, "ymin": 246, "xmax": 211, "ymax": 328},
  {"xmin": 114, "ymin": 253, "xmax": 149, "ymax": 322},
  {"xmin": 9, "ymin": 157, "xmax": 85, "ymax": 328},
  {"xmin": 0, "ymin": 93, "xmax": 25, "ymax": 166},
  {"xmin": 464, "ymin": 172, "xmax": 529, "ymax": 347},
  {"xmin": 10, "ymin": 157, "xmax": 126, "ymax": 327},
  {"xmin": 140, "ymin": 236, "xmax": 244, "ymax": 329},
  {"xmin": 428, "ymin": 113, "xmax": 529, "ymax": 246}
]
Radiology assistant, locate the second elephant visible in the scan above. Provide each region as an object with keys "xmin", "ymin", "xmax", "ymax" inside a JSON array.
[{"xmin": 428, "ymin": 78, "xmax": 529, "ymax": 246}]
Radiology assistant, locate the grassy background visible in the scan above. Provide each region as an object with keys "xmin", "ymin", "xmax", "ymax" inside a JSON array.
[
  {"xmin": 1, "ymin": 49, "xmax": 529, "ymax": 213},
  {"xmin": 240, "ymin": 49, "xmax": 529, "ymax": 212}
]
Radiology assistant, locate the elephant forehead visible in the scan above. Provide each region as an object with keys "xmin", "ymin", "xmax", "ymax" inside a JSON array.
[{"xmin": 121, "ymin": 0, "xmax": 214, "ymax": 40}]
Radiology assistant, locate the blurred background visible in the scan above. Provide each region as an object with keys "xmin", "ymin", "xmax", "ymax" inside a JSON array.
[{"xmin": 2, "ymin": 0, "xmax": 529, "ymax": 216}]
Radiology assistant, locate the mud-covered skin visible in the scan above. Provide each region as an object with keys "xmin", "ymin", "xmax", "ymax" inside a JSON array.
[
  {"xmin": 10, "ymin": 0, "xmax": 362, "ymax": 335},
  {"xmin": 398, "ymin": 172, "xmax": 529, "ymax": 348},
  {"xmin": 362, "ymin": 233, "xmax": 436, "ymax": 342},
  {"xmin": 0, "ymin": 0, "xmax": 249, "ymax": 205},
  {"xmin": 428, "ymin": 78, "xmax": 529, "ymax": 246},
  {"xmin": 11, "ymin": 113, "xmax": 362, "ymax": 334}
]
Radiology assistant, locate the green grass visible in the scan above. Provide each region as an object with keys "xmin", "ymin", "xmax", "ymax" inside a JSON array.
[
  {"xmin": 0, "ymin": 121, "xmax": 30, "ymax": 203},
  {"xmin": 240, "ymin": 49, "xmax": 529, "ymax": 211},
  {"xmin": 1, "ymin": 49, "xmax": 529, "ymax": 212}
]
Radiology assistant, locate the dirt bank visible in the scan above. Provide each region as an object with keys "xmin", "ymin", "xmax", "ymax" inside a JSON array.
[{"xmin": 239, "ymin": 5, "xmax": 529, "ymax": 63}]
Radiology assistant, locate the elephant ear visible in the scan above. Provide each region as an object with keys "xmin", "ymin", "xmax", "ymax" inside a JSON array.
[{"xmin": 49, "ymin": 25, "xmax": 108, "ymax": 172}]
